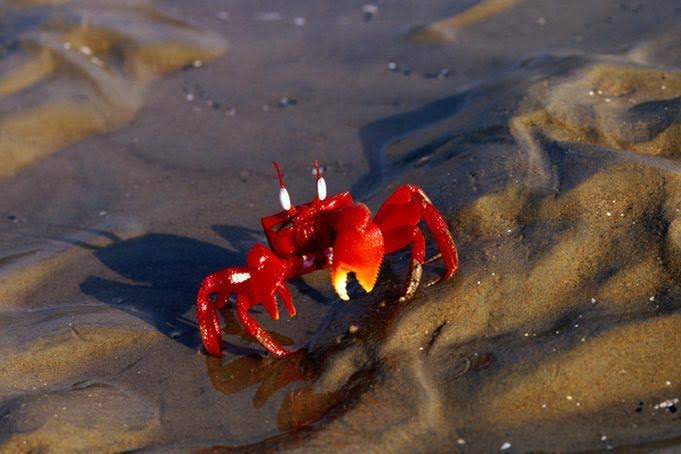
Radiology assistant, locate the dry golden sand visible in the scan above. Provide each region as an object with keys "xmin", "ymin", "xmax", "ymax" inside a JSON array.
[{"xmin": 409, "ymin": 0, "xmax": 523, "ymax": 44}]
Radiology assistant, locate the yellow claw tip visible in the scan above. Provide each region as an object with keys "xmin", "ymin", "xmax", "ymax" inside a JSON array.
[
  {"xmin": 355, "ymin": 264, "xmax": 380, "ymax": 294},
  {"xmin": 356, "ymin": 273, "xmax": 377, "ymax": 293},
  {"xmin": 333, "ymin": 262, "xmax": 381, "ymax": 299},
  {"xmin": 332, "ymin": 267, "xmax": 351, "ymax": 301}
]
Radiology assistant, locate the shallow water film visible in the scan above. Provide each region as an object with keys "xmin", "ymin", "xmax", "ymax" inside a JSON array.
[{"xmin": 0, "ymin": 0, "xmax": 680, "ymax": 451}]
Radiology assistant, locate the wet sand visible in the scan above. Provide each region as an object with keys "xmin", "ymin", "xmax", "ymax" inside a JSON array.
[{"xmin": 0, "ymin": 0, "xmax": 680, "ymax": 451}]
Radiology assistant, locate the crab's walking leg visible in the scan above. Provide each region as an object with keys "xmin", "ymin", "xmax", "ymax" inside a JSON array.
[
  {"xmin": 236, "ymin": 294, "xmax": 292, "ymax": 358},
  {"xmin": 420, "ymin": 190, "xmax": 458, "ymax": 279},
  {"xmin": 197, "ymin": 269, "xmax": 243, "ymax": 356},
  {"xmin": 375, "ymin": 185, "xmax": 458, "ymax": 297},
  {"xmin": 381, "ymin": 226, "xmax": 426, "ymax": 297},
  {"xmin": 277, "ymin": 282, "xmax": 296, "ymax": 317},
  {"xmin": 404, "ymin": 228, "xmax": 426, "ymax": 298}
]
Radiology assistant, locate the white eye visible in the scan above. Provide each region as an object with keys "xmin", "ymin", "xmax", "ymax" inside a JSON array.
[
  {"xmin": 317, "ymin": 177, "xmax": 327, "ymax": 200},
  {"xmin": 279, "ymin": 188, "xmax": 291, "ymax": 211},
  {"xmin": 279, "ymin": 187, "xmax": 292, "ymax": 210}
]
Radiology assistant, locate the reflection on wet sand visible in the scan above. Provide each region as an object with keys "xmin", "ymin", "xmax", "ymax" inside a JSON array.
[
  {"xmin": 0, "ymin": 0, "xmax": 226, "ymax": 179},
  {"xmin": 206, "ymin": 349, "xmax": 343, "ymax": 432},
  {"xmin": 218, "ymin": 307, "xmax": 295, "ymax": 353}
]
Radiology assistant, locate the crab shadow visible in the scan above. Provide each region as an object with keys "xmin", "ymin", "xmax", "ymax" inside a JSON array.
[
  {"xmin": 79, "ymin": 230, "xmax": 250, "ymax": 349},
  {"xmin": 79, "ymin": 224, "xmax": 331, "ymax": 350}
]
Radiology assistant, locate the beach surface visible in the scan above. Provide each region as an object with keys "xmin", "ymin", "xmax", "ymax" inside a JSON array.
[{"xmin": 0, "ymin": 0, "xmax": 680, "ymax": 451}]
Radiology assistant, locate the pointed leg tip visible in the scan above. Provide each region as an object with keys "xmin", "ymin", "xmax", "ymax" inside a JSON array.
[
  {"xmin": 204, "ymin": 343, "xmax": 223, "ymax": 357},
  {"xmin": 442, "ymin": 267, "xmax": 457, "ymax": 280},
  {"xmin": 401, "ymin": 260, "xmax": 422, "ymax": 299},
  {"xmin": 270, "ymin": 347, "xmax": 294, "ymax": 358}
]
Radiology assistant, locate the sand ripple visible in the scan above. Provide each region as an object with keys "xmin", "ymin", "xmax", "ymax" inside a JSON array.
[
  {"xmin": 0, "ymin": 382, "xmax": 159, "ymax": 452},
  {"xmin": 0, "ymin": 0, "xmax": 226, "ymax": 180}
]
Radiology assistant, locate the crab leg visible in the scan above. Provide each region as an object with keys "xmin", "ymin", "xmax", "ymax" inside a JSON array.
[
  {"xmin": 197, "ymin": 268, "xmax": 248, "ymax": 356},
  {"xmin": 236, "ymin": 294, "xmax": 292, "ymax": 357},
  {"xmin": 420, "ymin": 192, "xmax": 458, "ymax": 279},
  {"xmin": 381, "ymin": 226, "xmax": 426, "ymax": 297},
  {"xmin": 404, "ymin": 228, "xmax": 426, "ymax": 297},
  {"xmin": 277, "ymin": 281, "xmax": 296, "ymax": 317},
  {"xmin": 375, "ymin": 185, "xmax": 458, "ymax": 296}
]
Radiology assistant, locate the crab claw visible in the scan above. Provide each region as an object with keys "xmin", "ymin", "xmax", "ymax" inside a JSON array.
[
  {"xmin": 330, "ymin": 203, "xmax": 384, "ymax": 301},
  {"xmin": 331, "ymin": 265, "xmax": 351, "ymax": 301},
  {"xmin": 331, "ymin": 250, "xmax": 383, "ymax": 300}
]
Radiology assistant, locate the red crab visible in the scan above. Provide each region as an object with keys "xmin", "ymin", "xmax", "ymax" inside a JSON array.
[{"xmin": 197, "ymin": 161, "xmax": 458, "ymax": 357}]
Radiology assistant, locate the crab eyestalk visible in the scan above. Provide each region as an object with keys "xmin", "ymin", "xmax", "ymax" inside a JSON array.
[{"xmin": 273, "ymin": 161, "xmax": 295, "ymax": 212}]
